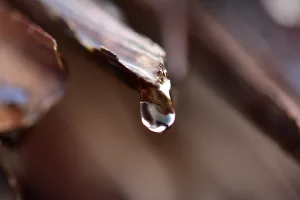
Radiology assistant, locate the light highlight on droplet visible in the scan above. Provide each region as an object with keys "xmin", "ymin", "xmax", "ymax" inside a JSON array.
[{"xmin": 140, "ymin": 101, "xmax": 175, "ymax": 133}]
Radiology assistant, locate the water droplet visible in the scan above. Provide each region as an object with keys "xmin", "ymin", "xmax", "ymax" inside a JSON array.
[
  {"xmin": 140, "ymin": 102, "xmax": 175, "ymax": 133},
  {"xmin": 140, "ymin": 77, "xmax": 175, "ymax": 133}
]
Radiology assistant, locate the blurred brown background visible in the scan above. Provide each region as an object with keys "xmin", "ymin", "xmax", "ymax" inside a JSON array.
[{"xmin": 2, "ymin": 0, "xmax": 300, "ymax": 199}]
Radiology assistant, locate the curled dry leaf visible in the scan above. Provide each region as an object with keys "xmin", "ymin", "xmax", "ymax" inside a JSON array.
[
  {"xmin": 13, "ymin": 0, "xmax": 176, "ymax": 133},
  {"xmin": 0, "ymin": 1, "xmax": 68, "ymax": 134}
]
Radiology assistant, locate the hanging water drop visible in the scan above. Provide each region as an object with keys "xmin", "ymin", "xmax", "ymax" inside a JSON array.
[
  {"xmin": 140, "ymin": 76, "xmax": 175, "ymax": 133},
  {"xmin": 140, "ymin": 101, "xmax": 175, "ymax": 133}
]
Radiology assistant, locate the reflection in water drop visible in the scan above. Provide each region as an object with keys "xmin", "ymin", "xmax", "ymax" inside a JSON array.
[
  {"xmin": 140, "ymin": 102, "xmax": 175, "ymax": 133},
  {"xmin": 139, "ymin": 75, "xmax": 175, "ymax": 133}
]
